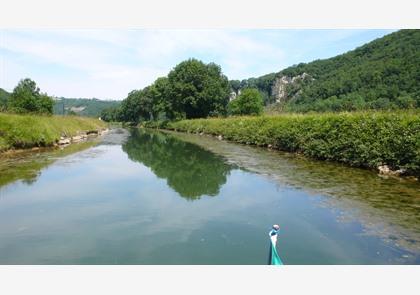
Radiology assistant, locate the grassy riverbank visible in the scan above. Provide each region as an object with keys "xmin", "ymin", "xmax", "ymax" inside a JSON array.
[
  {"xmin": 0, "ymin": 113, "xmax": 107, "ymax": 151},
  {"xmin": 145, "ymin": 111, "xmax": 420, "ymax": 176}
]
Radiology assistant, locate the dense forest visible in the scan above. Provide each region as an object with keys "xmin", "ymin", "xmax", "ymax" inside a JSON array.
[{"xmin": 232, "ymin": 29, "xmax": 420, "ymax": 112}]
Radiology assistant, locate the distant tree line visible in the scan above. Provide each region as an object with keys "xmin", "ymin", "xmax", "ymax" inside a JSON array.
[
  {"xmin": 0, "ymin": 78, "xmax": 54, "ymax": 114},
  {"xmin": 101, "ymin": 58, "xmax": 264, "ymax": 123},
  {"xmin": 53, "ymin": 98, "xmax": 120, "ymax": 117}
]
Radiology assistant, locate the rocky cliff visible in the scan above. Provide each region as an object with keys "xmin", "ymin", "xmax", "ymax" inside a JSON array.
[{"xmin": 271, "ymin": 72, "xmax": 313, "ymax": 103}]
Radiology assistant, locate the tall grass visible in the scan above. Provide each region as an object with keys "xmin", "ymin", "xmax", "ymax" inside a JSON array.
[
  {"xmin": 0, "ymin": 113, "xmax": 107, "ymax": 151},
  {"xmin": 151, "ymin": 111, "xmax": 420, "ymax": 176}
]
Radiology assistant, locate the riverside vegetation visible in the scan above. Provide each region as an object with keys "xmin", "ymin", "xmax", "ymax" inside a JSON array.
[
  {"xmin": 106, "ymin": 30, "xmax": 418, "ymax": 177},
  {"xmin": 0, "ymin": 78, "xmax": 107, "ymax": 152},
  {"xmin": 144, "ymin": 111, "xmax": 420, "ymax": 177},
  {"xmin": 0, "ymin": 113, "xmax": 107, "ymax": 151},
  {"xmin": 2, "ymin": 30, "xmax": 419, "ymax": 173}
]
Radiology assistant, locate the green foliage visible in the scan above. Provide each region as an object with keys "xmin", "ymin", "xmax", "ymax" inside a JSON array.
[
  {"xmin": 142, "ymin": 120, "xmax": 170, "ymax": 129},
  {"xmin": 119, "ymin": 89, "xmax": 152, "ymax": 123},
  {"xmin": 167, "ymin": 59, "xmax": 230, "ymax": 119},
  {"xmin": 148, "ymin": 77, "xmax": 171, "ymax": 120},
  {"xmin": 100, "ymin": 106, "xmax": 121, "ymax": 122},
  {"xmin": 8, "ymin": 78, "xmax": 54, "ymax": 114},
  {"xmin": 230, "ymin": 73, "xmax": 277, "ymax": 105},
  {"xmin": 0, "ymin": 88, "xmax": 10, "ymax": 111},
  {"xmin": 228, "ymin": 88, "xmax": 263, "ymax": 116},
  {"xmin": 231, "ymin": 30, "xmax": 420, "ymax": 112},
  {"xmin": 166, "ymin": 111, "xmax": 420, "ymax": 176},
  {"xmin": 53, "ymin": 98, "xmax": 120, "ymax": 117},
  {"xmin": 282, "ymin": 30, "xmax": 420, "ymax": 112},
  {"xmin": 116, "ymin": 59, "xmax": 230, "ymax": 123},
  {"xmin": 0, "ymin": 113, "xmax": 106, "ymax": 150}
]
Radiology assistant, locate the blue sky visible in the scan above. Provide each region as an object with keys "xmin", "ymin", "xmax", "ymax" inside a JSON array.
[{"xmin": 0, "ymin": 29, "xmax": 395, "ymax": 100}]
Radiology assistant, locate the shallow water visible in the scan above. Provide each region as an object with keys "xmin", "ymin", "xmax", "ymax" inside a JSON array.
[{"xmin": 0, "ymin": 128, "xmax": 419, "ymax": 264}]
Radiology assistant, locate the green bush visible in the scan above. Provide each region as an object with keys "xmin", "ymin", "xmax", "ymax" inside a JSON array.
[
  {"xmin": 228, "ymin": 88, "xmax": 264, "ymax": 116},
  {"xmin": 8, "ymin": 78, "xmax": 54, "ymax": 114},
  {"xmin": 165, "ymin": 111, "xmax": 420, "ymax": 176}
]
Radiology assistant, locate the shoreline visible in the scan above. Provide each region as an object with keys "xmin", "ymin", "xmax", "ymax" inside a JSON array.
[
  {"xmin": 152, "ymin": 127, "xmax": 419, "ymax": 181},
  {"xmin": 142, "ymin": 112, "xmax": 420, "ymax": 179},
  {"xmin": 0, "ymin": 128, "xmax": 109, "ymax": 156},
  {"xmin": 0, "ymin": 113, "xmax": 108, "ymax": 154}
]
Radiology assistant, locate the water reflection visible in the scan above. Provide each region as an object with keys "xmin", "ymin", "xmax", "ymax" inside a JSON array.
[
  {"xmin": 122, "ymin": 129, "xmax": 232, "ymax": 200},
  {"xmin": 0, "ymin": 128, "xmax": 419, "ymax": 264},
  {"xmin": 166, "ymin": 130, "xmax": 420, "ymax": 252},
  {"xmin": 0, "ymin": 140, "xmax": 99, "ymax": 188}
]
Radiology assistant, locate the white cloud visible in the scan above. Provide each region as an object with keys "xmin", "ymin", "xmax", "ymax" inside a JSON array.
[{"xmin": 0, "ymin": 29, "xmax": 391, "ymax": 99}]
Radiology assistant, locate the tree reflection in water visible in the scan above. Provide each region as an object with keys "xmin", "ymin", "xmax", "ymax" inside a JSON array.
[{"xmin": 122, "ymin": 129, "xmax": 233, "ymax": 200}]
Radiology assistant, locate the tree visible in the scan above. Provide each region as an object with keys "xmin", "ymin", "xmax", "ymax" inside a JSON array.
[
  {"xmin": 148, "ymin": 77, "xmax": 172, "ymax": 120},
  {"xmin": 100, "ymin": 107, "xmax": 121, "ymax": 122},
  {"xmin": 38, "ymin": 93, "xmax": 54, "ymax": 114},
  {"xmin": 167, "ymin": 59, "xmax": 230, "ymax": 119},
  {"xmin": 228, "ymin": 88, "xmax": 264, "ymax": 116},
  {"xmin": 229, "ymin": 80, "xmax": 241, "ymax": 93},
  {"xmin": 119, "ymin": 89, "xmax": 152, "ymax": 123},
  {"xmin": 8, "ymin": 78, "xmax": 54, "ymax": 114}
]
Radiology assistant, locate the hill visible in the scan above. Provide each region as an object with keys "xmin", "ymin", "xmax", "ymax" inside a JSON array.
[
  {"xmin": 231, "ymin": 29, "xmax": 420, "ymax": 112},
  {"xmin": 0, "ymin": 88, "xmax": 11, "ymax": 110},
  {"xmin": 53, "ymin": 98, "xmax": 121, "ymax": 117},
  {"xmin": 1, "ymin": 88, "xmax": 120, "ymax": 117}
]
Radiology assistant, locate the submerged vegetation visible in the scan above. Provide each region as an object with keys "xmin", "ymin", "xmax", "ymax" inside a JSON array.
[
  {"xmin": 0, "ymin": 140, "xmax": 98, "ymax": 187},
  {"xmin": 147, "ymin": 111, "xmax": 420, "ymax": 177},
  {"xmin": 0, "ymin": 113, "xmax": 106, "ymax": 151}
]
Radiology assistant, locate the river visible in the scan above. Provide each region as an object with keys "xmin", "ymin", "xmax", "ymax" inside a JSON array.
[{"xmin": 0, "ymin": 128, "xmax": 419, "ymax": 264}]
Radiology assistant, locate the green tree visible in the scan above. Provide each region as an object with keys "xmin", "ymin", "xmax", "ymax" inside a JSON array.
[
  {"xmin": 228, "ymin": 88, "xmax": 264, "ymax": 116},
  {"xmin": 148, "ymin": 77, "xmax": 172, "ymax": 120},
  {"xmin": 100, "ymin": 106, "xmax": 121, "ymax": 122},
  {"xmin": 229, "ymin": 80, "xmax": 241, "ymax": 93},
  {"xmin": 8, "ymin": 78, "xmax": 54, "ymax": 114},
  {"xmin": 167, "ymin": 59, "xmax": 230, "ymax": 119},
  {"xmin": 119, "ymin": 89, "xmax": 152, "ymax": 123}
]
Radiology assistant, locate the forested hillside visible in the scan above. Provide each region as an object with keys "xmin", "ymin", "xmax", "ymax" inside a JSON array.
[
  {"xmin": 1, "ymin": 87, "xmax": 119, "ymax": 117},
  {"xmin": 53, "ymin": 98, "xmax": 121, "ymax": 117},
  {"xmin": 232, "ymin": 29, "xmax": 420, "ymax": 112},
  {"xmin": 0, "ymin": 88, "xmax": 10, "ymax": 110}
]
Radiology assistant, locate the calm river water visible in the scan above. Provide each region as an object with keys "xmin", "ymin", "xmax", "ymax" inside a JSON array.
[{"xmin": 0, "ymin": 128, "xmax": 419, "ymax": 264}]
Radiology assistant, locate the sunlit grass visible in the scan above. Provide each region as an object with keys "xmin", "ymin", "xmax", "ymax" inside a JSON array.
[{"xmin": 0, "ymin": 113, "xmax": 107, "ymax": 151}]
